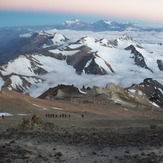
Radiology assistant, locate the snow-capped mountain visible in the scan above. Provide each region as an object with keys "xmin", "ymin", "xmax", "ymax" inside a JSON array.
[
  {"xmin": 56, "ymin": 19, "xmax": 91, "ymax": 31},
  {"xmin": 1, "ymin": 73, "xmax": 43, "ymax": 93},
  {"xmin": 55, "ymin": 19, "xmax": 139, "ymax": 31},
  {"xmin": 0, "ymin": 33, "xmax": 162, "ymax": 99},
  {"xmin": 92, "ymin": 20, "xmax": 136, "ymax": 31},
  {"xmin": 40, "ymin": 32, "xmax": 69, "ymax": 47},
  {"xmin": 1, "ymin": 19, "xmax": 163, "ymax": 65},
  {"xmin": 113, "ymin": 34, "xmax": 140, "ymax": 48},
  {"xmin": 0, "ymin": 31, "xmax": 69, "ymax": 65}
]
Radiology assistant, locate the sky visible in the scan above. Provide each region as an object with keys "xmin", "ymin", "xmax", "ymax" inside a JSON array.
[{"xmin": 0, "ymin": 0, "xmax": 163, "ymax": 27}]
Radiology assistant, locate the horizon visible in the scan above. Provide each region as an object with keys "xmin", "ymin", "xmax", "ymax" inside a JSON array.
[
  {"xmin": 1, "ymin": 0, "xmax": 163, "ymax": 28},
  {"xmin": 1, "ymin": 11, "xmax": 163, "ymax": 28}
]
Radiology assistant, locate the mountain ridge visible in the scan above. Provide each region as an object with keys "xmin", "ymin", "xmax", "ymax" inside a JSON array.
[
  {"xmin": 55, "ymin": 19, "xmax": 139, "ymax": 31},
  {"xmin": 0, "ymin": 33, "xmax": 162, "ymax": 100}
]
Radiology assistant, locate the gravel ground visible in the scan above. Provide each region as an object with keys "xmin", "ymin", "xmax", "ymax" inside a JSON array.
[{"xmin": 0, "ymin": 119, "xmax": 163, "ymax": 163}]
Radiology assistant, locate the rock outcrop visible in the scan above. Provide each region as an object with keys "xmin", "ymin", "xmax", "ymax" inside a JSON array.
[
  {"xmin": 125, "ymin": 45, "xmax": 153, "ymax": 72},
  {"xmin": 157, "ymin": 60, "xmax": 163, "ymax": 71}
]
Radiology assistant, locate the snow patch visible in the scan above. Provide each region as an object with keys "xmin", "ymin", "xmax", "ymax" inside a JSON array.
[
  {"xmin": 0, "ymin": 113, "xmax": 13, "ymax": 116},
  {"xmin": 17, "ymin": 114, "xmax": 27, "ymax": 116},
  {"xmin": 78, "ymin": 89, "xmax": 87, "ymax": 94},
  {"xmin": 10, "ymin": 75, "xmax": 23, "ymax": 89},
  {"xmin": 0, "ymin": 77, "xmax": 4, "ymax": 90},
  {"xmin": 64, "ymin": 19, "xmax": 80, "ymax": 25},
  {"xmin": 68, "ymin": 44, "xmax": 83, "ymax": 49},
  {"xmin": 19, "ymin": 33, "xmax": 32, "ymax": 38},
  {"xmin": 104, "ymin": 20, "xmax": 112, "ymax": 25},
  {"xmin": 52, "ymin": 107, "xmax": 63, "ymax": 111},
  {"xmin": 138, "ymin": 91, "xmax": 144, "ymax": 96},
  {"xmin": 128, "ymin": 89, "xmax": 136, "ymax": 93},
  {"xmin": 158, "ymin": 88, "xmax": 163, "ymax": 94},
  {"xmin": 32, "ymin": 104, "xmax": 49, "ymax": 110},
  {"xmin": 124, "ymin": 108, "xmax": 128, "ymax": 111},
  {"xmin": 49, "ymin": 49, "xmax": 80, "ymax": 56},
  {"xmin": 150, "ymin": 102, "xmax": 160, "ymax": 108}
]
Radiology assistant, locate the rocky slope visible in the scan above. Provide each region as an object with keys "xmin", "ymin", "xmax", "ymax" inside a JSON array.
[
  {"xmin": 38, "ymin": 78, "xmax": 163, "ymax": 108},
  {"xmin": 128, "ymin": 78, "xmax": 163, "ymax": 108},
  {"xmin": 0, "ymin": 89, "xmax": 163, "ymax": 163}
]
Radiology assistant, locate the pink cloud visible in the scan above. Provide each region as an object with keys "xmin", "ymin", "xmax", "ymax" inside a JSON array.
[{"xmin": 1, "ymin": 0, "xmax": 163, "ymax": 22}]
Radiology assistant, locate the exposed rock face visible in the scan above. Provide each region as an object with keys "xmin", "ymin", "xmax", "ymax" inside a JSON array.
[
  {"xmin": 125, "ymin": 45, "xmax": 153, "ymax": 72},
  {"xmin": 94, "ymin": 80, "xmax": 163, "ymax": 109},
  {"xmin": 95, "ymin": 83, "xmax": 151, "ymax": 108},
  {"xmin": 157, "ymin": 60, "xmax": 163, "ymax": 71},
  {"xmin": 10, "ymin": 32, "xmax": 53, "ymax": 55},
  {"xmin": 84, "ymin": 53, "xmax": 114, "ymax": 75},
  {"xmin": 20, "ymin": 32, "xmax": 69, "ymax": 52},
  {"xmin": 84, "ymin": 58, "xmax": 107, "ymax": 75},
  {"xmin": 66, "ymin": 46, "xmax": 94, "ymax": 74},
  {"xmin": 39, "ymin": 79, "xmax": 163, "ymax": 109},
  {"xmin": 128, "ymin": 78, "xmax": 163, "ymax": 108},
  {"xmin": 65, "ymin": 45, "xmax": 114, "ymax": 75},
  {"xmin": 38, "ymin": 84, "xmax": 82, "ymax": 100}
]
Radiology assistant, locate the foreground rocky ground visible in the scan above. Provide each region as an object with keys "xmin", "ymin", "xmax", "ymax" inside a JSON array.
[
  {"xmin": 0, "ymin": 90, "xmax": 163, "ymax": 162},
  {"xmin": 0, "ymin": 116, "xmax": 163, "ymax": 163}
]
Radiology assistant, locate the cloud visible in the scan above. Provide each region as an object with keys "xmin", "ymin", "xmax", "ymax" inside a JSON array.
[{"xmin": 1, "ymin": 0, "xmax": 163, "ymax": 22}]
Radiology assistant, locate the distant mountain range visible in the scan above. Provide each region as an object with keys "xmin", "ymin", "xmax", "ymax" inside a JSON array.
[
  {"xmin": 0, "ymin": 26, "xmax": 163, "ymax": 109},
  {"xmin": 55, "ymin": 19, "xmax": 163, "ymax": 32},
  {"xmin": 55, "ymin": 19, "xmax": 137, "ymax": 31},
  {"xmin": 1, "ymin": 19, "xmax": 163, "ymax": 65},
  {"xmin": 1, "ymin": 19, "xmax": 163, "ymax": 32}
]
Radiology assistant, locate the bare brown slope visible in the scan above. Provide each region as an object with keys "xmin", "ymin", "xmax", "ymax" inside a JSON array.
[{"xmin": 0, "ymin": 90, "xmax": 163, "ymax": 121}]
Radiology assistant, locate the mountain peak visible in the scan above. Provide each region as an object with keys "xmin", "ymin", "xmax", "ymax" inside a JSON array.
[
  {"xmin": 78, "ymin": 36, "xmax": 96, "ymax": 44},
  {"xmin": 103, "ymin": 20, "xmax": 112, "ymax": 25},
  {"xmin": 63, "ymin": 19, "xmax": 81, "ymax": 25},
  {"xmin": 119, "ymin": 34, "xmax": 133, "ymax": 41},
  {"xmin": 114, "ymin": 34, "xmax": 140, "ymax": 49},
  {"xmin": 94, "ymin": 20, "xmax": 118, "ymax": 25}
]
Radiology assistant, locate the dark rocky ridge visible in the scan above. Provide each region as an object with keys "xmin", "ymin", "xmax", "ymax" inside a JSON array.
[
  {"xmin": 84, "ymin": 58, "xmax": 108, "ymax": 75},
  {"xmin": 66, "ymin": 45, "xmax": 94, "ymax": 74},
  {"xmin": 157, "ymin": 59, "xmax": 163, "ymax": 71},
  {"xmin": 38, "ymin": 84, "xmax": 82, "ymax": 100},
  {"xmin": 125, "ymin": 45, "xmax": 153, "ymax": 72},
  {"xmin": 129, "ymin": 78, "xmax": 163, "ymax": 108}
]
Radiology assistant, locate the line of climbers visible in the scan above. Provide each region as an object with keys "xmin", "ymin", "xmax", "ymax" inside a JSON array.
[
  {"xmin": 45, "ymin": 114, "xmax": 85, "ymax": 118},
  {"xmin": 46, "ymin": 114, "xmax": 70, "ymax": 118}
]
